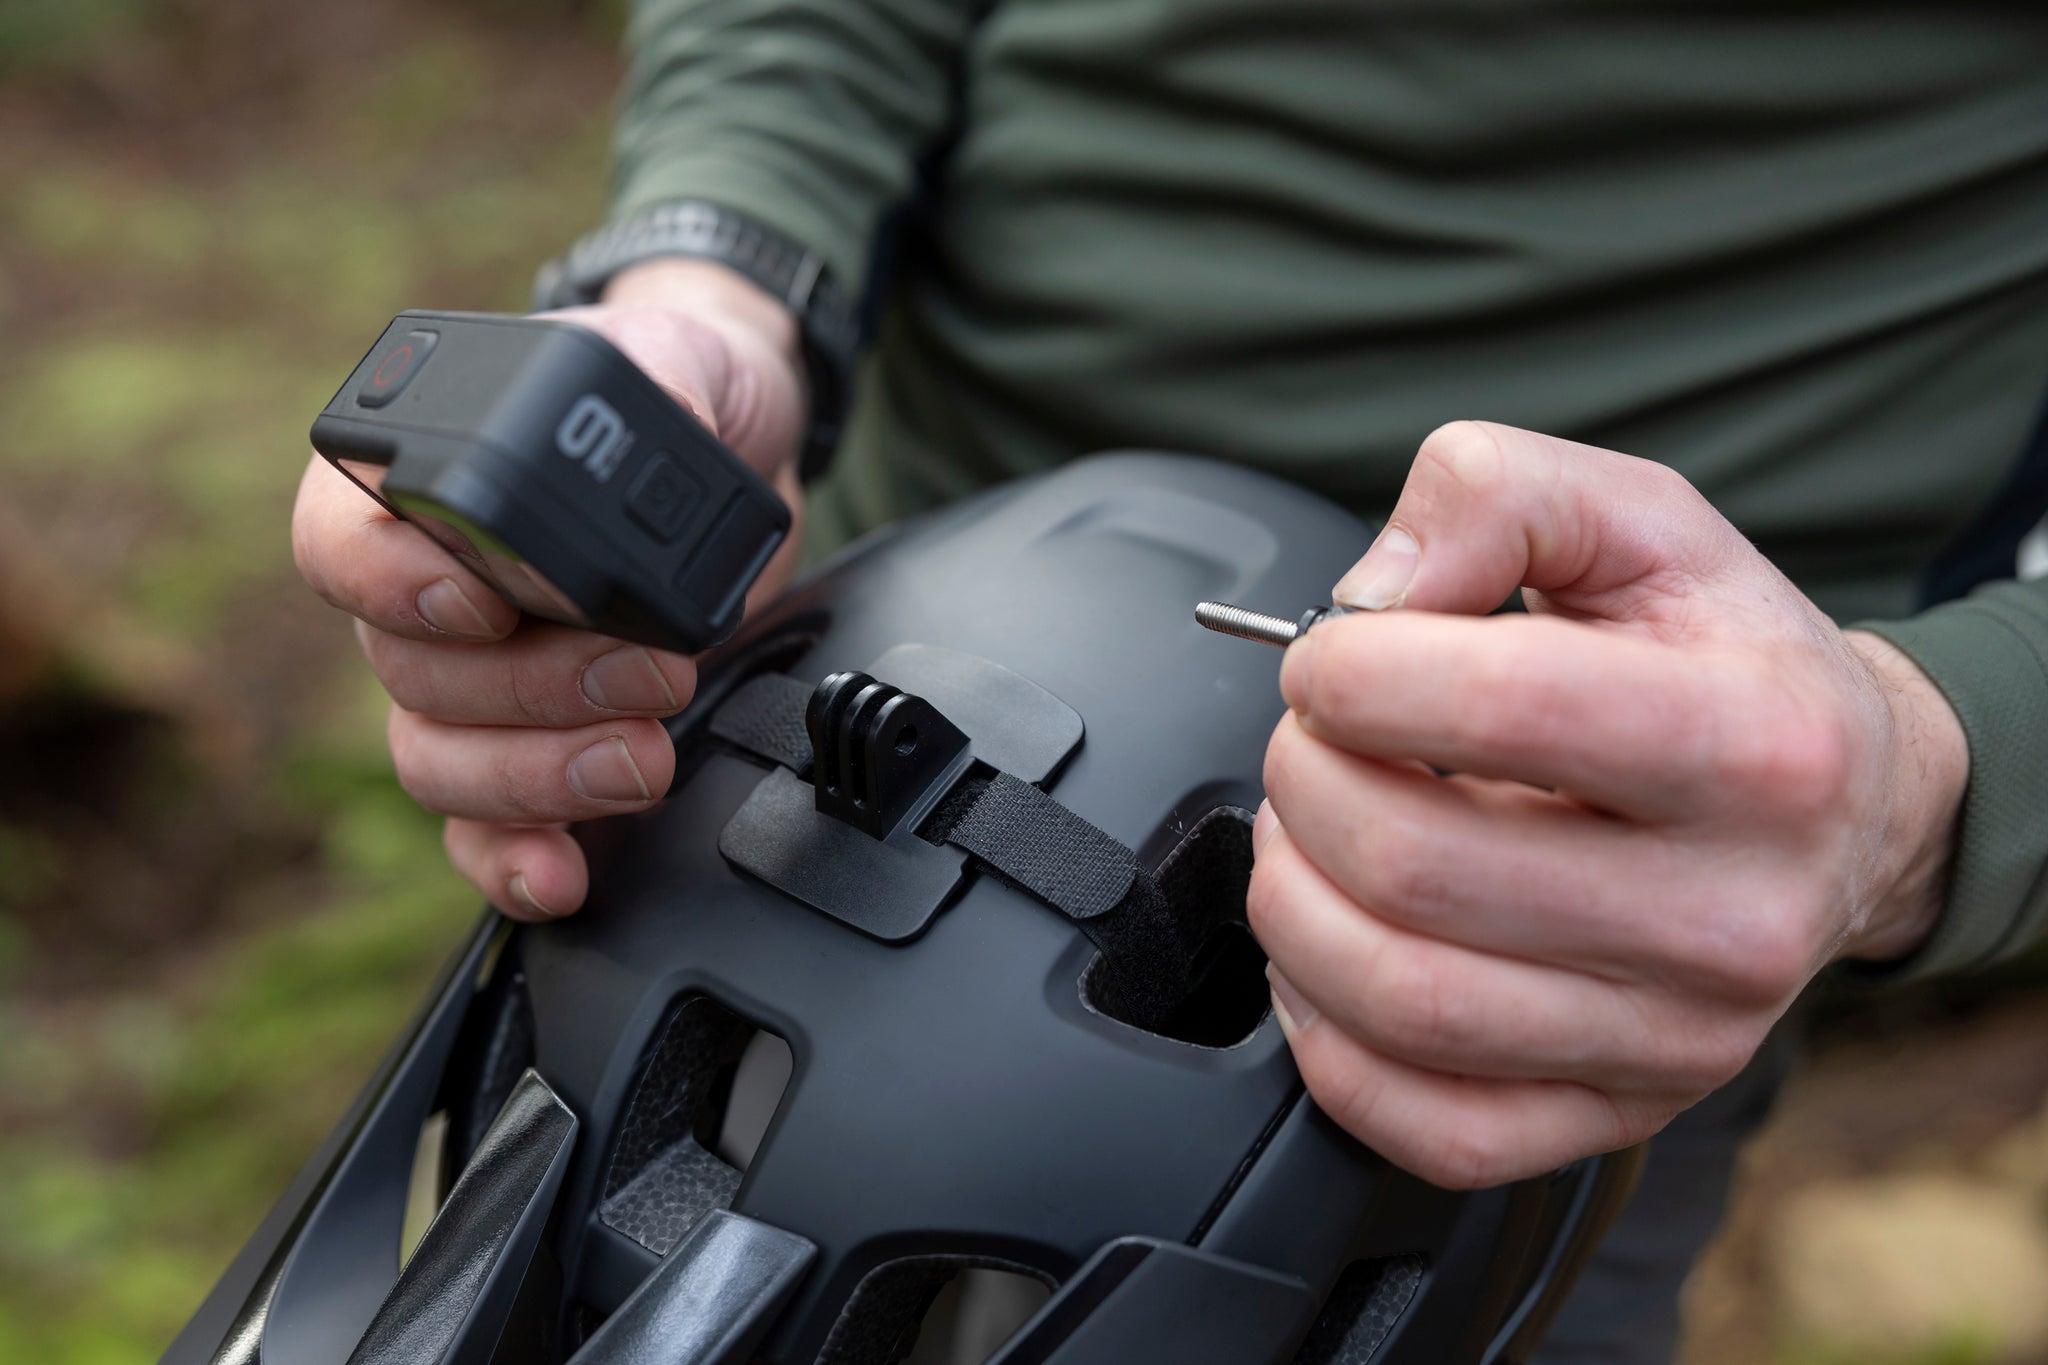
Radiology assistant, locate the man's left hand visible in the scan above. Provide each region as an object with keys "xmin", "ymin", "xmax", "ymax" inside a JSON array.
[{"xmin": 1251, "ymin": 421, "xmax": 1968, "ymax": 1189}]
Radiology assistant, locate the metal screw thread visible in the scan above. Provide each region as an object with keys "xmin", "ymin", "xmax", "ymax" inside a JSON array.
[{"xmin": 1194, "ymin": 601, "xmax": 1299, "ymax": 648}]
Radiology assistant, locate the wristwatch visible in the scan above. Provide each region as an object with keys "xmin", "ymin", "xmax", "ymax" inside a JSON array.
[{"xmin": 533, "ymin": 201, "xmax": 862, "ymax": 482}]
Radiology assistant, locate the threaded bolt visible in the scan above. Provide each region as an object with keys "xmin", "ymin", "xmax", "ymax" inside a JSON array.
[{"xmin": 1195, "ymin": 601, "xmax": 1302, "ymax": 647}]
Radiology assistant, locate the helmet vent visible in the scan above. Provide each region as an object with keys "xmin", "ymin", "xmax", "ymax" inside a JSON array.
[
  {"xmin": 1081, "ymin": 806, "xmax": 1271, "ymax": 1048},
  {"xmin": 816, "ymin": 1257, "xmax": 1056, "ymax": 1365},
  {"xmin": 598, "ymin": 995, "xmax": 792, "ymax": 1256},
  {"xmin": 1291, "ymin": 1254, "xmax": 1427, "ymax": 1365},
  {"xmin": 442, "ymin": 962, "xmax": 537, "ymax": 1173}
]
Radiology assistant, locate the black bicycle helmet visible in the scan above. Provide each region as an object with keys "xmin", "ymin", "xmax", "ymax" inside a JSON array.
[{"xmin": 163, "ymin": 454, "xmax": 1639, "ymax": 1365}]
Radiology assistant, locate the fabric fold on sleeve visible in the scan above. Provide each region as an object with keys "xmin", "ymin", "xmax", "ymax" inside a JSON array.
[{"xmin": 610, "ymin": 0, "xmax": 982, "ymax": 296}]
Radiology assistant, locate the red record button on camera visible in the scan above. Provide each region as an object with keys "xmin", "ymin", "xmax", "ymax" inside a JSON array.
[{"xmin": 356, "ymin": 330, "xmax": 438, "ymax": 408}]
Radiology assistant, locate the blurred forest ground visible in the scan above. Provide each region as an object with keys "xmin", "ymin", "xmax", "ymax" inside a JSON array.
[
  {"xmin": 0, "ymin": 1, "xmax": 619, "ymax": 1357},
  {"xmin": 0, "ymin": 2, "xmax": 2043, "ymax": 1363}
]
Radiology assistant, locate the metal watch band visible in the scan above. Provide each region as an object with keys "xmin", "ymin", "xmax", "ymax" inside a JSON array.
[{"xmin": 533, "ymin": 202, "xmax": 860, "ymax": 482}]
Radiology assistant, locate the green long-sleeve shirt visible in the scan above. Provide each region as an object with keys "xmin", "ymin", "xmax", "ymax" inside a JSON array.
[{"xmin": 610, "ymin": 0, "xmax": 2048, "ymax": 980}]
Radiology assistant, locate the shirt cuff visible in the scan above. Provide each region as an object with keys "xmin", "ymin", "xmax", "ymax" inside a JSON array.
[{"xmin": 1852, "ymin": 578, "xmax": 2048, "ymax": 982}]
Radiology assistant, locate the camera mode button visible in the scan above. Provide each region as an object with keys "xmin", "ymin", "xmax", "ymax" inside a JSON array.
[{"xmin": 626, "ymin": 454, "xmax": 704, "ymax": 544}]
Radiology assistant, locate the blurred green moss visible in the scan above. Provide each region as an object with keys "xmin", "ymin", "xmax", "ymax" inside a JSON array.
[
  {"xmin": 11, "ymin": 174, "xmax": 209, "ymax": 274},
  {"xmin": 0, "ymin": 5, "xmax": 615, "ymax": 1356},
  {"xmin": 0, "ymin": 822, "xmax": 61, "ymax": 920},
  {"xmin": 0, "ymin": 767, "xmax": 471, "ymax": 1361},
  {"xmin": 9, "ymin": 335, "xmax": 250, "ymax": 472},
  {"xmin": 0, "ymin": 0, "xmax": 149, "ymax": 76}
]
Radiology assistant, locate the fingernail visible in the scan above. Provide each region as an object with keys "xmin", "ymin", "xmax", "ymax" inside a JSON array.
[
  {"xmin": 1267, "ymin": 965, "xmax": 1320, "ymax": 1033},
  {"xmin": 508, "ymin": 871, "xmax": 560, "ymax": 918},
  {"xmin": 581, "ymin": 645, "xmax": 679, "ymax": 713},
  {"xmin": 1252, "ymin": 799, "xmax": 1279, "ymax": 857},
  {"xmin": 1333, "ymin": 526, "xmax": 1419, "ymax": 610},
  {"xmin": 417, "ymin": 576, "xmax": 497, "ymax": 639},
  {"xmin": 568, "ymin": 736, "xmax": 652, "ymax": 803}
]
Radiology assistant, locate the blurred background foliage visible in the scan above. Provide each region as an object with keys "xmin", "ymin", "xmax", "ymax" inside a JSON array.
[
  {"xmin": 0, "ymin": 2, "xmax": 2043, "ymax": 1363},
  {"xmin": 0, "ymin": 1, "xmax": 618, "ymax": 1357}
]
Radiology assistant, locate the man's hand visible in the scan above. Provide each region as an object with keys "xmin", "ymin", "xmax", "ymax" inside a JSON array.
[
  {"xmin": 292, "ymin": 259, "xmax": 807, "ymax": 919},
  {"xmin": 1250, "ymin": 421, "xmax": 1968, "ymax": 1189}
]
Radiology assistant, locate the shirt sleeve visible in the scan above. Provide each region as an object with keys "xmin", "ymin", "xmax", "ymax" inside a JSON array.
[
  {"xmin": 610, "ymin": 0, "xmax": 982, "ymax": 295},
  {"xmin": 1855, "ymin": 573, "xmax": 2048, "ymax": 979}
]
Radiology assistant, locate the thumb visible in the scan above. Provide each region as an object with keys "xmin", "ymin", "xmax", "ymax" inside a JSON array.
[
  {"xmin": 546, "ymin": 305, "xmax": 733, "ymax": 435},
  {"xmin": 544, "ymin": 305, "xmax": 808, "ymax": 609},
  {"xmin": 1335, "ymin": 421, "xmax": 1748, "ymax": 619},
  {"xmin": 543, "ymin": 305, "xmax": 805, "ymax": 487}
]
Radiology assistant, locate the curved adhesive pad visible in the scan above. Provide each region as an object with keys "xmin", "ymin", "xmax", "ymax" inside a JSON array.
[{"xmin": 719, "ymin": 644, "xmax": 1083, "ymax": 943}]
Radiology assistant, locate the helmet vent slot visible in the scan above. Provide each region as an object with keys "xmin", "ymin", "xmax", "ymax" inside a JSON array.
[
  {"xmin": 443, "ymin": 964, "xmax": 537, "ymax": 1172},
  {"xmin": 599, "ymin": 995, "xmax": 791, "ymax": 1257},
  {"xmin": 1081, "ymin": 806, "xmax": 1271, "ymax": 1048},
  {"xmin": 816, "ymin": 1257, "xmax": 1056, "ymax": 1365},
  {"xmin": 1291, "ymin": 1253, "xmax": 1427, "ymax": 1365}
]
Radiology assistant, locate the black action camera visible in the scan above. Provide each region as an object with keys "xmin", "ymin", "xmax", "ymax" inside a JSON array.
[{"xmin": 311, "ymin": 310, "xmax": 790, "ymax": 655}]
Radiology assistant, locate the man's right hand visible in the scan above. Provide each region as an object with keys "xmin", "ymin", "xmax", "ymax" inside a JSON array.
[{"xmin": 291, "ymin": 259, "xmax": 808, "ymax": 920}]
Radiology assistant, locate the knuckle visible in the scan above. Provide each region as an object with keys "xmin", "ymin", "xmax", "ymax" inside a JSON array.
[
  {"xmin": 1711, "ymin": 680, "xmax": 1853, "ymax": 817},
  {"xmin": 1626, "ymin": 458, "xmax": 1718, "ymax": 543},
  {"xmin": 380, "ymin": 675, "xmax": 426, "ymax": 718},
  {"xmin": 1244, "ymin": 863, "xmax": 1293, "ymax": 945},
  {"xmin": 291, "ymin": 527, "xmax": 356, "ymax": 614},
  {"xmin": 1606, "ymin": 1093, "xmax": 1680, "ymax": 1152},
  {"xmin": 1289, "ymin": 1037, "xmax": 1516, "ymax": 1191},
  {"xmin": 1261, "ymin": 726, "xmax": 1300, "ymax": 803},
  {"xmin": 1766, "ymin": 712, "xmax": 1853, "ymax": 817},
  {"xmin": 386, "ymin": 712, "xmax": 437, "ymax": 810},
  {"xmin": 1678, "ymin": 1025, "xmax": 1758, "ymax": 1094},
  {"xmin": 361, "ymin": 634, "xmax": 423, "ymax": 712},
  {"xmin": 1415, "ymin": 421, "xmax": 1507, "ymax": 498},
  {"xmin": 1639, "ymin": 457, "xmax": 1702, "ymax": 504},
  {"xmin": 488, "ymin": 746, "xmax": 557, "ymax": 823},
  {"xmin": 1742, "ymin": 916, "xmax": 1817, "ymax": 1001},
  {"xmin": 1357, "ymin": 823, "xmax": 1445, "ymax": 923},
  {"xmin": 505, "ymin": 652, "xmax": 557, "ymax": 728},
  {"xmin": 1419, "ymin": 1123, "xmax": 1511, "ymax": 1192},
  {"xmin": 1687, "ymin": 899, "xmax": 1814, "ymax": 1004},
  {"xmin": 289, "ymin": 517, "xmax": 324, "ymax": 592},
  {"xmin": 1296, "ymin": 1046, "xmax": 1381, "ymax": 1144},
  {"xmin": 441, "ymin": 818, "xmax": 492, "ymax": 888},
  {"xmin": 392, "ymin": 761, "xmax": 431, "ymax": 809},
  {"xmin": 1659, "ymin": 692, "xmax": 1719, "ymax": 782},
  {"xmin": 610, "ymin": 311, "xmax": 731, "ymax": 427},
  {"xmin": 1634, "ymin": 1003, "xmax": 1754, "ymax": 1094},
  {"xmin": 1458, "ymin": 645, "xmax": 1552, "ymax": 755},
  {"xmin": 289, "ymin": 474, "xmax": 338, "ymax": 592},
  {"xmin": 1369, "ymin": 948, "xmax": 1466, "ymax": 1060}
]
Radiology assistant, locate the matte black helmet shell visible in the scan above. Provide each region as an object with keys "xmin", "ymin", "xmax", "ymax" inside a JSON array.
[{"xmin": 165, "ymin": 455, "xmax": 1636, "ymax": 1365}]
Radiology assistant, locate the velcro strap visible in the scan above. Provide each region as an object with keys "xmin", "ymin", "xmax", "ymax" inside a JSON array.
[
  {"xmin": 709, "ymin": 673, "xmax": 817, "ymax": 775},
  {"xmin": 709, "ymin": 673, "xmax": 1215, "ymax": 1029},
  {"xmin": 937, "ymin": 772, "xmax": 1136, "ymax": 921},
  {"xmin": 925, "ymin": 772, "xmax": 1190, "ymax": 1026}
]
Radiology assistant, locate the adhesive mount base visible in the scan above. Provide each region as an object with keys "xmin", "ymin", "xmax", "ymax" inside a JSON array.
[{"xmin": 717, "ymin": 643, "xmax": 1084, "ymax": 943}]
